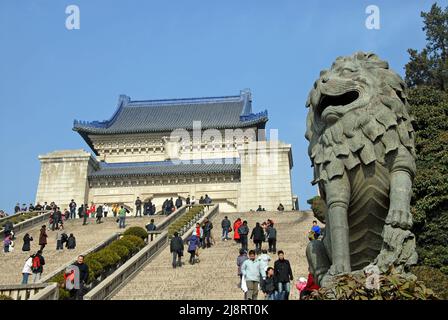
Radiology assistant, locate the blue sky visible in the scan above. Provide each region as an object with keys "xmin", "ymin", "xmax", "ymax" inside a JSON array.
[{"xmin": 0, "ymin": 0, "xmax": 444, "ymax": 212}]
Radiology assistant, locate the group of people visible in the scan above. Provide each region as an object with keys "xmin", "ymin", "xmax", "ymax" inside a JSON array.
[
  {"xmin": 229, "ymin": 217, "xmax": 277, "ymax": 254},
  {"xmin": 169, "ymin": 217, "xmax": 214, "ymax": 268},
  {"xmin": 237, "ymin": 249, "xmax": 294, "ymax": 300}
]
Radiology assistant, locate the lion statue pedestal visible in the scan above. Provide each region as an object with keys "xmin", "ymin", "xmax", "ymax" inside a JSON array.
[{"xmin": 305, "ymin": 52, "xmax": 418, "ymax": 287}]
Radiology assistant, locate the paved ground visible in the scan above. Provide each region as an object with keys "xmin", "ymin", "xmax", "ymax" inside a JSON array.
[
  {"xmin": 0, "ymin": 216, "xmax": 163, "ymax": 285},
  {"xmin": 112, "ymin": 210, "xmax": 314, "ymax": 300}
]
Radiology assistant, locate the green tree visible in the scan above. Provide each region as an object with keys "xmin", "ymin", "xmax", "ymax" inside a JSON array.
[
  {"xmin": 405, "ymin": 3, "xmax": 448, "ymax": 274},
  {"xmin": 405, "ymin": 3, "xmax": 448, "ymax": 90}
]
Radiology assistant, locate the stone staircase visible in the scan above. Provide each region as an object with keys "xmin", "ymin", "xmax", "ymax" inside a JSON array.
[
  {"xmin": 0, "ymin": 216, "xmax": 164, "ymax": 285},
  {"xmin": 112, "ymin": 210, "xmax": 314, "ymax": 300}
]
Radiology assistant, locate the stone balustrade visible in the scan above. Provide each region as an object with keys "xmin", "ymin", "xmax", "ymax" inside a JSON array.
[
  {"xmin": 0, "ymin": 211, "xmax": 51, "ymax": 241},
  {"xmin": 0, "ymin": 283, "xmax": 58, "ymax": 300}
]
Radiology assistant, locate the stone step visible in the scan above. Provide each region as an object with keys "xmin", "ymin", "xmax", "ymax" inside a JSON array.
[{"xmin": 112, "ymin": 211, "xmax": 313, "ymax": 300}]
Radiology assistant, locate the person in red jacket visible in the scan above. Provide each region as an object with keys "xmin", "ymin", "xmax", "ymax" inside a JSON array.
[
  {"xmin": 233, "ymin": 218, "xmax": 242, "ymax": 243},
  {"xmin": 300, "ymin": 272, "xmax": 320, "ymax": 299},
  {"xmin": 89, "ymin": 203, "xmax": 96, "ymax": 218}
]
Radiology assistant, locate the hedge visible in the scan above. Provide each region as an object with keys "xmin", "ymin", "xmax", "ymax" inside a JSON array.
[
  {"xmin": 168, "ymin": 205, "xmax": 204, "ymax": 237},
  {"xmin": 123, "ymin": 226, "xmax": 148, "ymax": 240},
  {"xmin": 411, "ymin": 265, "xmax": 448, "ymax": 300},
  {"xmin": 0, "ymin": 212, "xmax": 40, "ymax": 229}
]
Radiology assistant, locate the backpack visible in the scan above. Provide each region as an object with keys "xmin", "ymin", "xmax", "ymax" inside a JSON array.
[{"xmin": 32, "ymin": 255, "xmax": 41, "ymax": 271}]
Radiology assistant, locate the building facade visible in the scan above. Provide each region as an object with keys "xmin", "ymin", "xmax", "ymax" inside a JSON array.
[{"xmin": 35, "ymin": 90, "xmax": 295, "ymax": 212}]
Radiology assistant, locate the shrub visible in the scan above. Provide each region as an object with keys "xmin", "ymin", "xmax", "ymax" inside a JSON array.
[
  {"xmin": 116, "ymin": 238, "xmax": 139, "ymax": 254},
  {"xmin": 123, "ymin": 226, "xmax": 148, "ymax": 240},
  {"xmin": 411, "ymin": 265, "xmax": 448, "ymax": 300},
  {"xmin": 305, "ymin": 268, "xmax": 438, "ymax": 300},
  {"xmin": 107, "ymin": 242, "xmax": 130, "ymax": 260},
  {"xmin": 0, "ymin": 294, "xmax": 13, "ymax": 300},
  {"xmin": 122, "ymin": 235, "xmax": 145, "ymax": 249},
  {"xmin": 84, "ymin": 256, "xmax": 104, "ymax": 280}
]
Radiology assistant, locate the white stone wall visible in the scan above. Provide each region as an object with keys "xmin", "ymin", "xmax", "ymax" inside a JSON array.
[
  {"xmin": 35, "ymin": 150, "xmax": 98, "ymax": 210},
  {"xmin": 238, "ymin": 141, "xmax": 294, "ymax": 211}
]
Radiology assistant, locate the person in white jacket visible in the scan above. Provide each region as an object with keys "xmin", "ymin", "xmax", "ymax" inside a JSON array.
[
  {"xmin": 22, "ymin": 256, "xmax": 33, "ymax": 284},
  {"xmin": 257, "ymin": 249, "xmax": 271, "ymax": 277}
]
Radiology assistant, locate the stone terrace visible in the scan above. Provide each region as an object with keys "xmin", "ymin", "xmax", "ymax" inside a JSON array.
[
  {"xmin": 112, "ymin": 210, "xmax": 314, "ymax": 300},
  {"xmin": 0, "ymin": 216, "xmax": 164, "ymax": 285}
]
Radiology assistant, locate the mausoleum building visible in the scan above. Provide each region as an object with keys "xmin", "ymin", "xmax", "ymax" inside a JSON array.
[{"xmin": 35, "ymin": 90, "xmax": 295, "ymax": 212}]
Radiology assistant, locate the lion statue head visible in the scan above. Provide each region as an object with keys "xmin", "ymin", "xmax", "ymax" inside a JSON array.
[{"xmin": 305, "ymin": 52, "xmax": 416, "ymax": 185}]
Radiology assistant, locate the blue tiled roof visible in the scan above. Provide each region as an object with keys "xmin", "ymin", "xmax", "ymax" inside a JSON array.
[
  {"xmin": 89, "ymin": 158, "xmax": 241, "ymax": 178},
  {"xmin": 73, "ymin": 90, "xmax": 268, "ymax": 136}
]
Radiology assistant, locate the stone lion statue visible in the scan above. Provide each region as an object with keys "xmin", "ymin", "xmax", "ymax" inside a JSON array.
[{"xmin": 305, "ymin": 52, "xmax": 418, "ymax": 286}]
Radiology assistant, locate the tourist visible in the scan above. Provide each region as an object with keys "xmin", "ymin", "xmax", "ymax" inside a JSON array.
[
  {"xmin": 118, "ymin": 206, "xmax": 126, "ymax": 229},
  {"xmin": 96, "ymin": 204, "xmax": 103, "ymax": 224},
  {"xmin": 21, "ymin": 255, "xmax": 33, "ymax": 284},
  {"xmin": 277, "ymin": 203, "xmax": 285, "ymax": 211},
  {"xmin": 144, "ymin": 201, "xmax": 151, "ymax": 215},
  {"xmin": 202, "ymin": 218, "xmax": 213, "ymax": 248},
  {"xmin": 31, "ymin": 250, "xmax": 45, "ymax": 282},
  {"xmin": 175, "ymin": 196, "xmax": 183, "ymax": 209},
  {"xmin": 14, "ymin": 203, "xmax": 21, "ymax": 213},
  {"xmin": 267, "ymin": 222, "xmax": 277, "ymax": 254},
  {"xmin": 111, "ymin": 203, "xmax": 118, "ymax": 217},
  {"xmin": 78, "ymin": 204, "xmax": 84, "ymax": 219},
  {"xmin": 22, "ymin": 233, "xmax": 33, "ymax": 252},
  {"xmin": 261, "ymin": 267, "xmax": 278, "ymax": 300},
  {"xmin": 300, "ymin": 272, "xmax": 320, "ymax": 299},
  {"xmin": 73, "ymin": 255, "xmax": 89, "ymax": 300},
  {"xmin": 233, "ymin": 218, "xmax": 242, "ymax": 243},
  {"xmin": 82, "ymin": 204, "xmax": 89, "ymax": 225},
  {"xmin": 21, "ymin": 203, "xmax": 28, "ymax": 212},
  {"xmin": 295, "ymin": 277, "xmax": 308, "ymax": 299},
  {"xmin": 3, "ymin": 220, "xmax": 14, "ymax": 238},
  {"xmin": 193, "ymin": 222, "xmax": 203, "ymax": 247},
  {"xmin": 257, "ymin": 249, "xmax": 271, "ymax": 274},
  {"xmin": 34, "ymin": 203, "xmax": 43, "ymax": 212},
  {"xmin": 236, "ymin": 248, "xmax": 248, "ymax": 288},
  {"xmin": 250, "ymin": 222, "xmax": 264, "ymax": 254},
  {"xmin": 256, "ymin": 205, "xmax": 263, "ymax": 212},
  {"xmin": 190, "ymin": 196, "xmax": 196, "ymax": 205},
  {"xmin": 238, "ymin": 221, "xmax": 250, "ymax": 252},
  {"xmin": 199, "ymin": 196, "xmax": 205, "ymax": 204},
  {"xmin": 89, "ymin": 202, "xmax": 96, "ymax": 218},
  {"xmin": 221, "ymin": 216, "xmax": 231, "ymax": 241},
  {"xmin": 135, "ymin": 197, "xmax": 142, "ymax": 217},
  {"xmin": 311, "ymin": 220, "xmax": 321, "ymax": 239},
  {"xmin": 69, "ymin": 199, "xmax": 77, "ymax": 219},
  {"xmin": 38, "ymin": 225, "xmax": 47, "ymax": 251},
  {"xmin": 103, "ymin": 203, "xmax": 109, "ymax": 218},
  {"xmin": 274, "ymin": 250, "xmax": 294, "ymax": 300},
  {"xmin": 170, "ymin": 232, "xmax": 184, "ymax": 268},
  {"xmin": 241, "ymin": 250, "xmax": 265, "ymax": 300},
  {"xmin": 187, "ymin": 234, "xmax": 200, "ymax": 265},
  {"xmin": 146, "ymin": 219, "xmax": 157, "ymax": 241},
  {"xmin": 186, "ymin": 195, "xmax": 191, "ymax": 205},
  {"xmin": 63, "ymin": 208, "xmax": 70, "ymax": 221},
  {"xmin": 55, "ymin": 230, "xmax": 64, "ymax": 251},
  {"xmin": 67, "ymin": 233, "xmax": 76, "ymax": 249},
  {"xmin": 29, "ymin": 203, "xmax": 35, "ymax": 212},
  {"xmin": 3, "ymin": 235, "xmax": 12, "ymax": 253}
]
